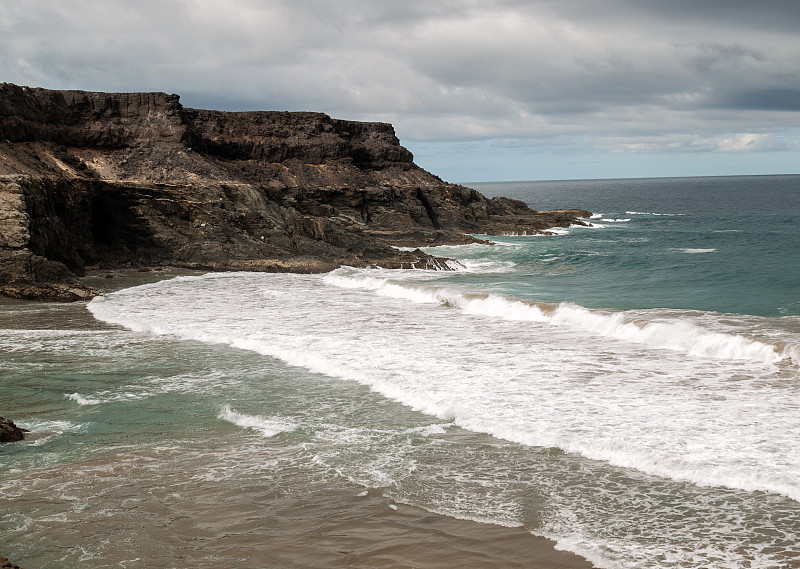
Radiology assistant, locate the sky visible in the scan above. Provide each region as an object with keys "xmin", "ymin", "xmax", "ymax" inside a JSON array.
[{"xmin": 1, "ymin": 0, "xmax": 799, "ymax": 182}]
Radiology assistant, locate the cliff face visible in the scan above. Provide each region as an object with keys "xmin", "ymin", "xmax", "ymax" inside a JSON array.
[{"xmin": 0, "ymin": 83, "xmax": 590, "ymax": 301}]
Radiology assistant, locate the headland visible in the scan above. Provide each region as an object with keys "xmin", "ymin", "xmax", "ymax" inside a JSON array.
[{"xmin": 0, "ymin": 83, "xmax": 589, "ymax": 301}]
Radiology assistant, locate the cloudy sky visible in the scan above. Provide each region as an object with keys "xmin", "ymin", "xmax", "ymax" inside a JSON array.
[{"xmin": 2, "ymin": 0, "xmax": 799, "ymax": 181}]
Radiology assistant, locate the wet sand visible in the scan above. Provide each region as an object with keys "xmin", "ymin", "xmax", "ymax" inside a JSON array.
[{"xmin": 2, "ymin": 446, "xmax": 593, "ymax": 569}]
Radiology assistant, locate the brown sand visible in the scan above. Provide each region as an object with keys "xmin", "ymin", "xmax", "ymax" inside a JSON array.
[{"xmin": 2, "ymin": 444, "xmax": 594, "ymax": 569}]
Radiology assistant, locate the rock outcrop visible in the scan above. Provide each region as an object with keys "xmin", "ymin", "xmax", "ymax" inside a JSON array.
[
  {"xmin": 0, "ymin": 83, "xmax": 590, "ymax": 301},
  {"xmin": 0, "ymin": 417, "xmax": 26, "ymax": 442},
  {"xmin": 0, "ymin": 555, "xmax": 23, "ymax": 569}
]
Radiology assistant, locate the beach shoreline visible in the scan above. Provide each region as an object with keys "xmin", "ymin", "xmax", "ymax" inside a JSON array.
[{"xmin": 2, "ymin": 271, "xmax": 595, "ymax": 569}]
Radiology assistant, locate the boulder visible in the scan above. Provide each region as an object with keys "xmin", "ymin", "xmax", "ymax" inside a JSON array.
[
  {"xmin": 0, "ymin": 556, "xmax": 23, "ymax": 569},
  {"xmin": 0, "ymin": 417, "xmax": 26, "ymax": 442}
]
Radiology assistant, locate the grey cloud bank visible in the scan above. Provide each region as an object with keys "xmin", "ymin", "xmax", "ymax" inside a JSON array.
[{"xmin": 1, "ymin": 0, "xmax": 798, "ymax": 180}]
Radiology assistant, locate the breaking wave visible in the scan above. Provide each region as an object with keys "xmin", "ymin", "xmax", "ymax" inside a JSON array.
[
  {"xmin": 218, "ymin": 405, "xmax": 297, "ymax": 438},
  {"xmin": 324, "ymin": 271, "xmax": 791, "ymax": 366}
]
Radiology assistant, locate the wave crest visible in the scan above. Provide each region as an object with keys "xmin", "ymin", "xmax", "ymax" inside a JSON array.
[
  {"xmin": 218, "ymin": 405, "xmax": 297, "ymax": 438},
  {"xmin": 325, "ymin": 272, "xmax": 786, "ymax": 365}
]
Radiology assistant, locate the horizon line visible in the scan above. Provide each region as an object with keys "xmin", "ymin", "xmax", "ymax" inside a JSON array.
[{"xmin": 456, "ymin": 172, "xmax": 800, "ymax": 185}]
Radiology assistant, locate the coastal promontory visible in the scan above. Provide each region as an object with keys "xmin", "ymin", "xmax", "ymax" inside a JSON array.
[{"xmin": 0, "ymin": 83, "xmax": 590, "ymax": 301}]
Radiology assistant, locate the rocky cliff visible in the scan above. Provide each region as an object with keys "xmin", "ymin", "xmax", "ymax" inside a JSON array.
[{"xmin": 0, "ymin": 83, "xmax": 590, "ymax": 301}]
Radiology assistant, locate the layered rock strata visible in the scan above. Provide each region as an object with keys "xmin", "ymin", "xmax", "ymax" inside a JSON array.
[{"xmin": 0, "ymin": 84, "xmax": 590, "ymax": 301}]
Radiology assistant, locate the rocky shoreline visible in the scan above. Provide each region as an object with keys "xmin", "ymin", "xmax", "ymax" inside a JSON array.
[{"xmin": 0, "ymin": 83, "xmax": 590, "ymax": 301}]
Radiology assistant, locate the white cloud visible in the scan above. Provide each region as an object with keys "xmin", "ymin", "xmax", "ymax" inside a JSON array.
[
  {"xmin": 706, "ymin": 133, "xmax": 771, "ymax": 152},
  {"xmin": 1, "ymin": 0, "xmax": 799, "ymax": 178},
  {"xmin": 587, "ymin": 132, "xmax": 800, "ymax": 154}
]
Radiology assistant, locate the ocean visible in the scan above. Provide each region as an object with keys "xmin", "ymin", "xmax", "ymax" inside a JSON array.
[{"xmin": 1, "ymin": 174, "xmax": 799, "ymax": 568}]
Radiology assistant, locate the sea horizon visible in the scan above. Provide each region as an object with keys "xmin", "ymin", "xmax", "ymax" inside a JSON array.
[{"xmin": 460, "ymin": 171, "xmax": 800, "ymax": 185}]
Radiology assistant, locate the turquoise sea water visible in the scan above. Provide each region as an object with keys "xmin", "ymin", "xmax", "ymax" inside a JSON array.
[
  {"xmin": 1, "ymin": 175, "xmax": 799, "ymax": 568},
  {"xmin": 468, "ymin": 175, "xmax": 800, "ymax": 317}
]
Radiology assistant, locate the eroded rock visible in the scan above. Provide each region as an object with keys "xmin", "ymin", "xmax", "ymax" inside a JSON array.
[
  {"xmin": 0, "ymin": 556, "xmax": 23, "ymax": 569},
  {"xmin": 0, "ymin": 83, "xmax": 590, "ymax": 301}
]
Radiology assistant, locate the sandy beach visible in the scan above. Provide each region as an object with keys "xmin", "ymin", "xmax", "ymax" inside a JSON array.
[{"xmin": 4, "ymin": 449, "xmax": 594, "ymax": 568}]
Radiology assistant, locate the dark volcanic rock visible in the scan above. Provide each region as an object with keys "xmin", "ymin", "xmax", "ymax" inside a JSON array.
[
  {"xmin": 0, "ymin": 417, "xmax": 26, "ymax": 443},
  {"xmin": 0, "ymin": 83, "xmax": 590, "ymax": 301},
  {"xmin": 0, "ymin": 556, "xmax": 23, "ymax": 569}
]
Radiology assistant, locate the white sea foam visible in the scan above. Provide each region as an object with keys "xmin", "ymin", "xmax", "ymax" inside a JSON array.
[
  {"xmin": 448, "ymin": 258, "xmax": 516, "ymax": 273},
  {"xmin": 324, "ymin": 272, "xmax": 784, "ymax": 365},
  {"xmin": 600, "ymin": 218, "xmax": 631, "ymax": 223},
  {"xmin": 66, "ymin": 393, "xmax": 105, "ymax": 406},
  {"xmin": 552, "ymin": 303, "xmax": 782, "ymax": 363},
  {"xmin": 84, "ymin": 273, "xmax": 800, "ymax": 569},
  {"xmin": 217, "ymin": 404, "xmax": 297, "ymax": 438},
  {"xmin": 415, "ymin": 423, "xmax": 449, "ymax": 436},
  {"xmin": 487, "ymin": 228, "xmax": 570, "ymax": 236},
  {"xmin": 411, "ymin": 243, "xmax": 484, "ymax": 252},
  {"xmin": 88, "ymin": 272, "xmax": 800, "ymax": 507},
  {"xmin": 781, "ymin": 342, "xmax": 800, "ymax": 366},
  {"xmin": 626, "ymin": 211, "xmax": 684, "ymax": 216},
  {"xmin": 681, "ymin": 248, "xmax": 716, "ymax": 253},
  {"xmin": 65, "ymin": 376, "xmax": 233, "ymax": 406},
  {"xmin": 16, "ymin": 419, "xmax": 88, "ymax": 446},
  {"xmin": 20, "ymin": 419, "xmax": 84, "ymax": 433}
]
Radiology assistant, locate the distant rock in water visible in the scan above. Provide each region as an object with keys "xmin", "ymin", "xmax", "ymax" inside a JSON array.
[
  {"xmin": 0, "ymin": 556, "xmax": 23, "ymax": 569},
  {"xmin": 0, "ymin": 417, "xmax": 26, "ymax": 442},
  {"xmin": 0, "ymin": 83, "xmax": 591, "ymax": 301}
]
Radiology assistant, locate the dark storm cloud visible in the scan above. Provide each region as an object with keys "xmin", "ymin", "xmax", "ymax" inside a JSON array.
[
  {"xmin": 1, "ymin": 0, "xmax": 799, "ymax": 154},
  {"xmin": 622, "ymin": 0, "xmax": 800, "ymax": 32},
  {"xmin": 724, "ymin": 89, "xmax": 800, "ymax": 112}
]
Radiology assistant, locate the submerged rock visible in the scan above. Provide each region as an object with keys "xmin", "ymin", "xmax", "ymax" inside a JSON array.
[
  {"xmin": 0, "ymin": 417, "xmax": 26, "ymax": 442},
  {"xmin": 0, "ymin": 83, "xmax": 590, "ymax": 301}
]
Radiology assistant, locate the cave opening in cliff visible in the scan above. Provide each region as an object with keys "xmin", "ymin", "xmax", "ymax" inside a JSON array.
[
  {"xmin": 90, "ymin": 188, "xmax": 143, "ymax": 261},
  {"xmin": 92, "ymin": 194, "xmax": 119, "ymax": 245}
]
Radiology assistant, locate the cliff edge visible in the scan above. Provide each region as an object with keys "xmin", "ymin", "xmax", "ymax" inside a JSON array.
[{"xmin": 0, "ymin": 84, "xmax": 590, "ymax": 301}]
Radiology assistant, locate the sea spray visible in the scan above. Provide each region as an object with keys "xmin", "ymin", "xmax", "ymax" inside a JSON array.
[
  {"xmin": 324, "ymin": 270, "xmax": 787, "ymax": 365},
  {"xmin": 217, "ymin": 405, "xmax": 297, "ymax": 438}
]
